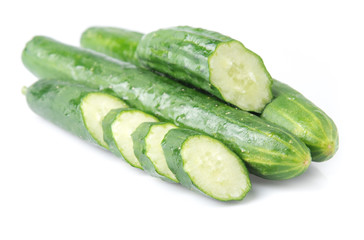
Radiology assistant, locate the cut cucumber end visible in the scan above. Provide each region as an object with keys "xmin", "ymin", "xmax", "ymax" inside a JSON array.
[
  {"xmin": 209, "ymin": 41, "xmax": 272, "ymax": 112},
  {"xmin": 112, "ymin": 110, "xmax": 158, "ymax": 168},
  {"xmin": 181, "ymin": 135, "xmax": 251, "ymax": 201},
  {"xmin": 81, "ymin": 93, "xmax": 128, "ymax": 148},
  {"xmin": 145, "ymin": 123, "xmax": 178, "ymax": 182}
]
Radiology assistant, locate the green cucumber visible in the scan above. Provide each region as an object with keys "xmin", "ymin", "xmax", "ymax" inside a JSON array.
[
  {"xmin": 132, "ymin": 122, "xmax": 178, "ymax": 182},
  {"xmin": 80, "ymin": 27, "xmax": 339, "ymax": 162},
  {"xmin": 25, "ymin": 79, "xmax": 128, "ymax": 148},
  {"xmin": 102, "ymin": 108, "xmax": 158, "ymax": 168},
  {"xmin": 81, "ymin": 26, "xmax": 273, "ymax": 113},
  {"xmin": 80, "ymin": 27, "xmax": 142, "ymax": 64},
  {"xmin": 162, "ymin": 128, "xmax": 251, "ymax": 201},
  {"xmin": 262, "ymin": 80, "xmax": 339, "ymax": 162},
  {"xmin": 22, "ymin": 36, "xmax": 311, "ymax": 180}
]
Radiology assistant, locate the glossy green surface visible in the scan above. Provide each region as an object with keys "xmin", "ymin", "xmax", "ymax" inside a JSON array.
[
  {"xmin": 162, "ymin": 128, "xmax": 251, "ymax": 201},
  {"xmin": 262, "ymin": 80, "xmax": 339, "ymax": 162},
  {"xmin": 132, "ymin": 122, "xmax": 177, "ymax": 182},
  {"xmin": 81, "ymin": 26, "xmax": 273, "ymax": 112},
  {"xmin": 22, "ymin": 36, "xmax": 310, "ymax": 179},
  {"xmin": 26, "ymin": 79, "xmax": 104, "ymax": 146},
  {"xmin": 81, "ymin": 27, "xmax": 143, "ymax": 64}
]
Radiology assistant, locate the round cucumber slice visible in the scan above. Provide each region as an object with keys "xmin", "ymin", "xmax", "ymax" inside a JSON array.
[
  {"xmin": 209, "ymin": 41, "xmax": 272, "ymax": 112},
  {"xmin": 163, "ymin": 129, "xmax": 251, "ymax": 201},
  {"xmin": 103, "ymin": 108, "xmax": 158, "ymax": 168},
  {"xmin": 132, "ymin": 122, "xmax": 179, "ymax": 182}
]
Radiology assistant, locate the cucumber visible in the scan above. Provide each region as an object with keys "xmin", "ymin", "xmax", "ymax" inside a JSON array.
[
  {"xmin": 261, "ymin": 80, "xmax": 339, "ymax": 162},
  {"xmin": 132, "ymin": 122, "xmax": 178, "ymax": 182},
  {"xmin": 102, "ymin": 108, "xmax": 158, "ymax": 169},
  {"xmin": 162, "ymin": 128, "xmax": 251, "ymax": 201},
  {"xmin": 80, "ymin": 27, "xmax": 339, "ymax": 162},
  {"xmin": 22, "ymin": 36, "xmax": 311, "ymax": 180},
  {"xmin": 81, "ymin": 26, "xmax": 273, "ymax": 113},
  {"xmin": 80, "ymin": 27, "xmax": 142, "ymax": 64},
  {"xmin": 25, "ymin": 79, "xmax": 128, "ymax": 148}
]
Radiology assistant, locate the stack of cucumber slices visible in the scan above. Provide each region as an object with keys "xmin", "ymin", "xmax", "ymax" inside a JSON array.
[{"xmin": 22, "ymin": 26, "xmax": 338, "ymax": 201}]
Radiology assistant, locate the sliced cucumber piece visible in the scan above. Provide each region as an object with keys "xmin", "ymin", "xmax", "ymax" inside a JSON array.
[
  {"xmin": 132, "ymin": 122, "xmax": 178, "ymax": 182},
  {"xmin": 81, "ymin": 93, "xmax": 128, "ymax": 148},
  {"xmin": 81, "ymin": 27, "xmax": 273, "ymax": 112},
  {"xmin": 103, "ymin": 108, "xmax": 158, "ymax": 168},
  {"xmin": 162, "ymin": 129, "xmax": 251, "ymax": 201},
  {"xmin": 209, "ymin": 41, "xmax": 272, "ymax": 112}
]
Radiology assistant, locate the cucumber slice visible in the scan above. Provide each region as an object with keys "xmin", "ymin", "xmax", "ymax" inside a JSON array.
[
  {"xmin": 132, "ymin": 122, "xmax": 178, "ymax": 182},
  {"xmin": 162, "ymin": 129, "xmax": 251, "ymax": 201},
  {"xmin": 209, "ymin": 41, "xmax": 272, "ymax": 112},
  {"xmin": 81, "ymin": 93, "xmax": 128, "ymax": 148},
  {"xmin": 103, "ymin": 108, "xmax": 158, "ymax": 168}
]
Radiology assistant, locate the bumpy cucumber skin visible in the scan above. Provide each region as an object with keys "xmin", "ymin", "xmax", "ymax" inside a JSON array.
[
  {"xmin": 22, "ymin": 36, "xmax": 311, "ymax": 180},
  {"xmin": 26, "ymin": 79, "xmax": 106, "ymax": 146},
  {"xmin": 262, "ymin": 80, "xmax": 339, "ymax": 162},
  {"xmin": 162, "ymin": 128, "xmax": 251, "ymax": 201},
  {"xmin": 81, "ymin": 27, "xmax": 143, "ymax": 65},
  {"xmin": 131, "ymin": 122, "xmax": 177, "ymax": 182},
  {"xmin": 136, "ymin": 26, "xmax": 272, "ymax": 108}
]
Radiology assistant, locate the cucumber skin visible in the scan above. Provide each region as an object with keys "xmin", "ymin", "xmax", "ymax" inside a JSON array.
[
  {"xmin": 81, "ymin": 26, "xmax": 227, "ymax": 96},
  {"xmin": 26, "ymin": 79, "xmax": 103, "ymax": 146},
  {"xmin": 136, "ymin": 26, "xmax": 227, "ymax": 99},
  {"xmin": 81, "ymin": 27, "xmax": 143, "ymax": 64},
  {"xmin": 262, "ymin": 80, "xmax": 339, "ymax": 162},
  {"xmin": 162, "ymin": 128, "xmax": 251, "ymax": 201},
  {"xmin": 22, "ymin": 36, "xmax": 311, "ymax": 180},
  {"xmin": 131, "ymin": 122, "xmax": 177, "ymax": 182},
  {"xmin": 102, "ymin": 108, "xmax": 128, "ymax": 163}
]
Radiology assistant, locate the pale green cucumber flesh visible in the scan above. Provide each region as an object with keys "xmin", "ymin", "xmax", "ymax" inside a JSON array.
[
  {"xmin": 181, "ymin": 135, "xmax": 250, "ymax": 201},
  {"xmin": 80, "ymin": 93, "xmax": 128, "ymax": 148},
  {"xmin": 111, "ymin": 110, "xmax": 158, "ymax": 168},
  {"xmin": 209, "ymin": 41, "xmax": 272, "ymax": 112},
  {"xmin": 145, "ymin": 123, "xmax": 178, "ymax": 182}
]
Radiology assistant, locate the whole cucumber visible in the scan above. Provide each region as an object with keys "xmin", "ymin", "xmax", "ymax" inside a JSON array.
[{"xmin": 261, "ymin": 80, "xmax": 339, "ymax": 161}]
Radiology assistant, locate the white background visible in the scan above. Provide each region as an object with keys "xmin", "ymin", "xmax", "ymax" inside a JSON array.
[{"xmin": 0, "ymin": 0, "xmax": 363, "ymax": 239}]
